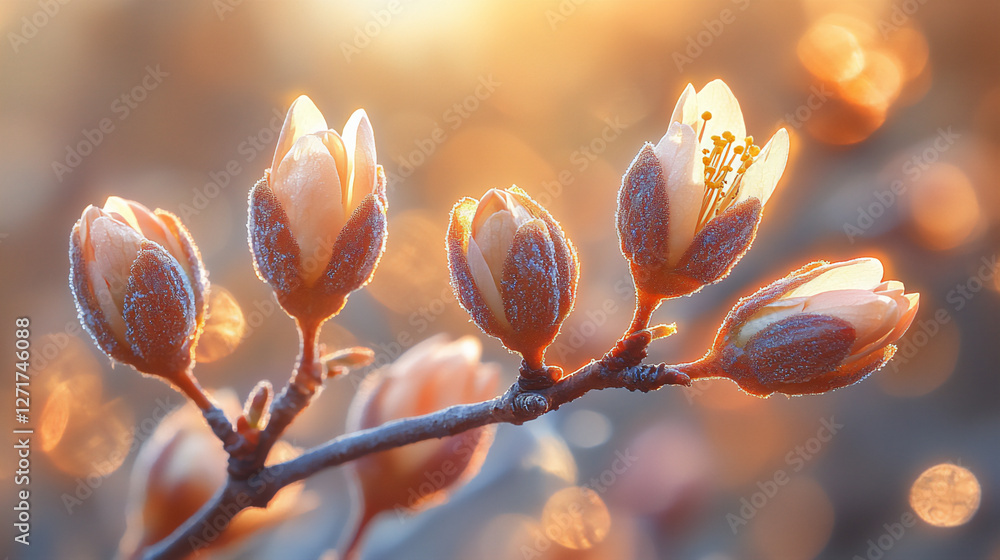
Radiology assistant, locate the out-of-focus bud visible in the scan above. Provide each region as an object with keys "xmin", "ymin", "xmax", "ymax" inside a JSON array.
[
  {"xmin": 447, "ymin": 187, "xmax": 579, "ymax": 371},
  {"xmin": 69, "ymin": 197, "xmax": 208, "ymax": 379},
  {"xmin": 248, "ymin": 95, "xmax": 388, "ymax": 324},
  {"xmin": 118, "ymin": 392, "xmax": 312, "ymax": 560},
  {"xmin": 706, "ymin": 258, "xmax": 919, "ymax": 396},
  {"xmin": 617, "ymin": 79, "xmax": 790, "ymax": 299},
  {"xmin": 345, "ymin": 335, "xmax": 500, "ymax": 548},
  {"xmin": 242, "ymin": 381, "xmax": 273, "ymax": 430}
]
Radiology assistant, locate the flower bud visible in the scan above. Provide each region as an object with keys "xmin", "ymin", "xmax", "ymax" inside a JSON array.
[
  {"xmin": 118, "ymin": 392, "xmax": 310, "ymax": 559},
  {"xmin": 69, "ymin": 197, "xmax": 208, "ymax": 379},
  {"xmin": 447, "ymin": 186, "xmax": 579, "ymax": 368},
  {"xmin": 618, "ymin": 79, "xmax": 789, "ymax": 299},
  {"xmin": 707, "ymin": 258, "xmax": 919, "ymax": 396},
  {"xmin": 248, "ymin": 95, "xmax": 388, "ymax": 324},
  {"xmin": 346, "ymin": 335, "xmax": 499, "ymax": 540}
]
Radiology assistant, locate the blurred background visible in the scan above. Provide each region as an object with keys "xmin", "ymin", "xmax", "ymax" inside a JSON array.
[{"xmin": 2, "ymin": 0, "xmax": 999, "ymax": 558}]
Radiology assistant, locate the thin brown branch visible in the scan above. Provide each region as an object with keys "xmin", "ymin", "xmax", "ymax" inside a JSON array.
[{"xmin": 142, "ymin": 326, "xmax": 701, "ymax": 560}]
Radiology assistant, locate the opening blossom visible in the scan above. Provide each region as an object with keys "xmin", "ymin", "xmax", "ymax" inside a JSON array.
[
  {"xmin": 706, "ymin": 258, "xmax": 919, "ymax": 396},
  {"xmin": 618, "ymin": 79, "xmax": 790, "ymax": 299},
  {"xmin": 69, "ymin": 197, "xmax": 207, "ymax": 379},
  {"xmin": 248, "ymin": 95, "xmax": 388, "ymax": 323}
]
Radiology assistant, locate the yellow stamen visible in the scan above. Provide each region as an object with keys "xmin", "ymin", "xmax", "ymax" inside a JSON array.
[{"xmin": 696, "ymin": 128, "xmax": 760, "ymax": 230}]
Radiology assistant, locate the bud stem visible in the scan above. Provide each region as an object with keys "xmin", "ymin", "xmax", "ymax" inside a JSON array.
[
  {"xmin": 172, "ymin": 369, "xmax": 214, "ymax": 411},
  {"xmin": 627, "ymin": 292, "xmax": 662, "ymax": 336},
  {"xmin": 292, "ymin": 318, "xmax": 323, "ymax": 391}
]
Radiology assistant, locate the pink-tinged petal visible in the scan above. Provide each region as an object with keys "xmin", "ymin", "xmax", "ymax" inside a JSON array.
[
  {"xmin": 471, "ymin": 189, "xmax": 510, "ymax": 237},
  {"xmin": 654, "ymin": 122, "xmax": 703, "ymax": 266},
  {"xmin": 805, "ymin": 291, "xmax": 899, "ymax": 350},
  {"xmin": 695, "ymin": 79, "xmax": 746, "ymax": 146},
  {"xmin": 669, "ymin": 83, "xmax": 699, "ymax": 128},
  {"xmin": 884, "ymin": 293, "xmax": 920, "ymax": 344},
  {"xmin": 317, "ymin": 130, "xmax": 349, "ymax": 202},
  {"xmin": 734, "ymin": 297, "xmax": 808, "ymax": 345},
  {"xmin": 271, "ymin": 95, "xmax": 329, "ymax": 176},
  {"xmin": 272, "ymin": 135, "xmax": 345, "ymax": 285},
  {"xmin": 738, "ymin": 128, "xmax": 789, "ymax": 206},
  {"xmin": 342, "ymin": 109, "xmax": 377, "ymax": 214},
  {"xmin": 784, "ymin": 258, "xmax": 884, "ymax": 298},
  {"xmin": 466, "ymin": 236, "xmax": 509, "ymax": 328},
  {"xmin": 474, "ymin": 209, "xmax": 518, "ymax": 288},
  {"xmin": 874, "ymin": 280, "xmax": 906, "ymax": 298},
  {"xmin": 104, "ymin": 197, "xmax": 187, "ymax": 267},
  {"xmin": 87, "ymin": 216, "xmax": 144, "ymax": 336},
  {"xmin": 78, "ymin": 205, "xmax": 103, "ymax": 259}
]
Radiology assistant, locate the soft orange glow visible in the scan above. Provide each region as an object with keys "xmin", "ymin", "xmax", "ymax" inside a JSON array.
[
  {"xmin": 839, "ymin": 49, "xmax": 904, "ymax": 111},
  {"xmin": 40, "ymin": 383, "xmax": 72, "ymax": 452},
  {"xmin": 797, "ymin": 19, "xmax": 866, "ymax": 83},
  {"xmin": 878, "ymin": 319, "xmax": 959, "ymax": 398},
  {"xmin": 541, "ymin": 486, "xmax": 611, "ymax": 550},
  {"xmin": 750, "ymin": 477, "xmax": 834, "ymax": 560},
  {"xmin": 366, "ymin": 210, "xmax": 449, "ymax": 314},
  {"xmin": 804, "ymin": 98, "xmax": 886, "ymax": 145},
  {"xmin": 195, "ymin": 285, "xmax": 247, "ymax": 363},
  {"xmin": 909, "ymin": 163, "xmax": 980, "ymax": 250},
  {"xmin": 910, "ymin": 464, "xmax": 981, "ymax": 527},
  {"xmin": 885, "ymin": 27, "xmax": 930, "ymax": 81}
]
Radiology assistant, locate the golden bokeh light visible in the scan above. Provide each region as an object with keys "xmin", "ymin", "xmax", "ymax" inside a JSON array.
[
  {"xmin": 541, "ymin": 486, "xmax": 611, "ymax": 550},
  {"xmin": 797, "ymin": 19, "xmax": 866, "ymax": 83},
  {"xmin": 909, "ymin": 463, "xmax": 981, "ymax": 527},
  {"xmin": 40, "ymin": 382, "xmax": 73, "ymax": 452},
  {"xmin": 839, "ymin": 48, "xmax": 904, "ymax": 111},
  {"xmin": 908, "ymin": 163, "xmax": 981, "ymax": 251},
  {"xmin": 47, "ymin": 398, "xmax": 135, "ymax": 478},
  {"xmin": 195, "ymin": 285, "xmax": 247, "ymax": 363}
]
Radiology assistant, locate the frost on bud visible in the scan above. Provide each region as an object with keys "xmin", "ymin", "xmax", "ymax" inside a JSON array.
[
  {"xmin": 69, "ymin": 197, "xmax": 208, "ymax": 380},
  {"xmin": 707, "ymin": 258, "xmax": 919, "ymax": 396},
  {"xmin": 248, "ymin": 95, "xmax": 388, "ymax": 325},
  {"xmin": 345, "ymin": 335, "xmax": 499, "ymax": 540},
  {"xmin": 617, "ymin": 79, "xmax": 789, "ymax": 300},
  {"xmin": 447, "ymin": 186, "xmax": 579, "ymax": 370},
  {"xmin": 118, "ymin": 391, "xmax": 312, "ymax": 559}
]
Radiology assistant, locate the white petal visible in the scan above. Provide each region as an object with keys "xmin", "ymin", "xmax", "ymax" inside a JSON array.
[
  {"xmin": 804, "ymin": 290, "xmax": 899, "ymax": 350},
  {"xmin": 669, "ymin": 83, "xmax": 699, "ymax": 128},
  {"xmin": 696, "ymin": 80, "xmax": 746, "ymax": 146},
  {"xmin": 734, "ymin": 297, "xmax": 807, "ymax": 345},
  {"xmin": 784, "ymin": 258, "xmax": 884, "ymax": 299},
  {"xmin": 270, "ymin": 95, "xmax": 329, "ymax": 176},
  {"xmin": 272, "ymin": 135, "xmax": 345, "ymax": 285},
  {"xmin": 738, "ymin": 128, "xmax": 789, "ymax": 206},
  {"xmin": 654, "ymin": 121, "xmax": 704, "ymax": 266},
  {"xmin": 342, "ymin": 109, "xmax": 377, "ymax": 214},
  {"xmin": 466, "ymin": 236, "xmax": 510, "ymax": 329}
]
